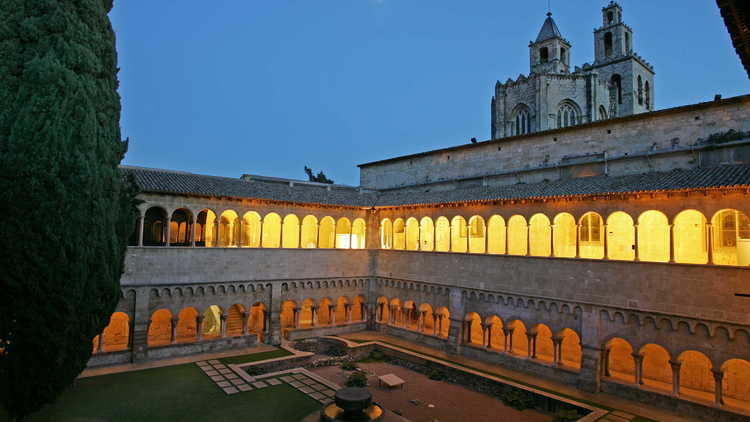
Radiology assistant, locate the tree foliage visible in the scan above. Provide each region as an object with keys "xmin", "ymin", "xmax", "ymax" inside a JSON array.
[
  {"xmin": 0, "ymin": 0, "xmax": 137, "ymax": 419},
  {"xmin": 304, "ymin": 166, "xmax": 334, "ymax": 184}
]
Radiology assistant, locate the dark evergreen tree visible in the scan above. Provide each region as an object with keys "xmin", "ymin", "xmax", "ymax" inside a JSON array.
[
  {"xmin": 304, "ymin": 165, "xmax": 334, "ymax": 184},
  {"xmin": 0, "ymin": 0, "xmax": 137, "ymax": 419}
]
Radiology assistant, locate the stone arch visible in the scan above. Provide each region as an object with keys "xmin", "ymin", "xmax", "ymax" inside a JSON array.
[
  {"xmin": 226, "ymin": 304, "xmax": 246, "ymax": 337},
  {"xmin": 261, "ymin": 212, "xmax": 282, "ymax": 248},
  {"xmin": 465, "ymin": 312, "xmax": 483, "ymax": 346},
  {"xmin": 335, "ymin": 296, "xmax": 349, "ymax": 324},
  {"xmin": 451, "ymin": 216, "xmax": 468, "ymax": 253},
  {"xmin": 100, "ymin": 312, "xmax": 130, "ymax": 352},
  {"xmin": 352, "ymin": 218, "xmax": 366, "ymax": 249},
  {"xmin": 508, "ymin": 320, "xmax": 528, "ymax": 356},
  {"xmin": 557, "ymin": 99, "xmax": 582, "ymax": 128},
  {"xmin": 240, "ymin": 211, "xmax": 261, "ymax": 248},
  {"xmin": 143, "ymin": 206, "xmax": 168, "ymax": 246},
  {"xmin": 637, "ymin": 210, "xmax": 670, "ymax": 262},
  {"xmin": 380, "ymin": 218, "xmax": 393, "ymax": 249},
  {"xmin": 579, "ymin": 212, "xmax": 604, "ymax": 259},
  {"xmin": 677, "ymin": 350, "xmax": 715, "ymax": 400},
  {"xmin": 468, "ymin": 215, "xmax": 486, "ymax": 254},
  {"xmin": 393, "ymin": 218, "xmax": 405, "ymax": 250},
  {"xmin": 607, "ymin": 211, "xmax": 635, "ymax": 261},
  {"xmin": 560, "ymin": 328, "xmax": 582, "ymax": 369},
  {"xmin": 405, "ymin": 217, "xmax": 420, "ymax": 251},
  {"xmin": 335, "ymin": 218, "xmax": 352, "ymax": 249},
  {"xmin": 319, "ymin": 216, "xmax": 335, "ymax": 249},
  {"xmin": 377, "ymin": 296, "xmax": 390, "ymax": 323},
  {"xmin": 419, "ymin": 217, "xmax": 435, "ymax": 251},
  {"xmin": 195, "ymin": 209, "xmax": 217, "ymax": 247},
  {"xmin": 722, "ymin": 359, "xmax": 750, "ymax": 407},
  {"xmin": 673, "ymin": 210, "xmax": 708, "ymax": 264},
  {"xmin": 169, "ymin": 208, "xmax": 193, "ymax": 246},
  {"xmin": 485, "ymin": 315, "xmax": 504, "ymax": 350},
  {"xmin": 639, "ymin": 343, "xmax": 672, "ymax": 393},
  {"xmin": 435, "ymin": 217, "xmax": 450, "ymax": 252},
  {"xmin": 553, "ymin": 213, "xmax": 576, "ymax": 258},
  {"xmin": 711, "ymin": 209, "xmax": 750, "ymax": 266},
  {"xmin": 301, "ymin": 215, "xmax": 319, "ymax": 248},
  {"xmin": 436, "ymin": 307, "xmax": 450, "ymax": 338},
  {"xmin": 605, "ymin": 337, "xmax": 635, "ymax": 383},
  {"xmin": 529, "ymin": 213, "xmax": 551, "ymax": 257},
  {"xmin": 148, "ymin": 309, "xmax": 172, "ymax": 346},
  {"xmin": 282, "ymin": 214, "xmax": 300, "ymax": 249},
  {"xmin": 507, "ymin": 215, "xmax": 528, "ymax": 256},
  {"xmin": 511, "ymin": 103, "xmax": 531, "ymax": 136},
  {"xmin": 218, "ymin": 210, "xmax": 240, "ymax": 247},
  {"xmin": 487, "ymin": 215, "xmax": 506, "ymax": 255},
  {"xmin": 534, "ymin": 324, "xmax": 554, "ymax": 363}
]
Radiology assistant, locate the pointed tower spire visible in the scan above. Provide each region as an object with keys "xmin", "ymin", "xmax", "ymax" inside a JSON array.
[{"xmin": 536, "ymin": 12, "xmax": 562, "ymax": 43}]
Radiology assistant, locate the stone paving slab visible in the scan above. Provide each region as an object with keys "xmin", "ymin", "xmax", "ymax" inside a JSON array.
[
  {"xmin": 205, "ymin": 370, "xmax": 218, "ymax": 376},
  {"xmin": 209, "ymin": 360, "xmax": 220, "ymax": 364},
  {"xmin": 322, "ymin": 389, "xmax": 336, "ymax": 397},
  {"xmin": 252, "ymin": 381, "xmax": 268, "ymax": 388},
  {"xmin": 226, "ymin": 373, "xmax": 239, "ymax": 380},
  {"xmin": 604, "ymin": 415, "xmax": 630, "ymax": 422},
  {"xmin": 310, "ymin": 383, "xmax": 326, "ymax": 391},
  {"xmin": 210, "ymin": 375, "xmax": 225, "ymax": 382},
  {"xmin": 290, "ymin": 381, "xmax": 303, "ymax": 388},
  {"xmin": 196, "ymin": 361, "xmax": 210, "ymax": 367},
  {"xmin": 267, "ymin": 378, "xmax": 282, "ymax": 386},
  {"xmin": 238, "ymin": 384, "xmax": 253, "ymax": 392},
  {"xmin": 611, "ymin": 411, "xmax": 636, "ymax": 419},
  {"xmin": 292, "ymin": 374, "xmax": 307, "ymax": 380},
  {"xmin": 223, "ymin": 386, "xmax": 239, "ymax": 395},
  {"xmin": 231, "ymin": 378, "xmax": 245, "ymax": 386},
  {"xmin": 217, "ymin": 381, "xmax": 231, "ymax": 388},
  {"xmin": 310, "ymin": 392, "xmax": 325, "ymax": 400},
  {"xmin": 280, "ymin": 376, "xmax": 295, "ymax": 382},
  {"xmin": 299, "ymin": 386, "xmax": 314, "ymax": 394},
  {"xmin": 302, "ymin": 378, "xmax": 317, "ymax": 385}
]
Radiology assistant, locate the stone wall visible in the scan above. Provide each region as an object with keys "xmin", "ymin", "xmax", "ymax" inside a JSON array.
[{"xmin": 360, "ymin": 95, "xmax": 750, "ymax": 190}]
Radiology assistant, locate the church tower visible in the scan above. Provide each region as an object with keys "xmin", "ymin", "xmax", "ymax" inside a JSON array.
[
  {"xmin": 594, "ymin": 2, "xmax": 632, "ymax": 63},
  {"xmin": 529, "ymin": 13, "xmax": 571, "ymax": 74}
]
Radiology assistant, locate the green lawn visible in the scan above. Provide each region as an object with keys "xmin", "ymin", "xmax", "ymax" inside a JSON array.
[
  {"xmin": 2, "ymin": 356, "xmax": 318, "ymax": 422},
  {"xmin": 220, "ymin": 348, "xmax": 293, "ymax": 365}
]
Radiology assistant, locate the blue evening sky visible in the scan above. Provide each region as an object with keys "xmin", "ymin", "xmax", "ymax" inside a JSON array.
[{"xmin": 111, "ymin": 1, "xmax": 750, "ymax": 186}]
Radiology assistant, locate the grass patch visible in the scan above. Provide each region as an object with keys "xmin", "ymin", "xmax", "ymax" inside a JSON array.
[
  {"xmin": 220, "ymin": 348, "xmax": 293, "ymax": 365},
  {"xmin": 3, "ymin": 361, "xmax": 318, "ymax": 422}
]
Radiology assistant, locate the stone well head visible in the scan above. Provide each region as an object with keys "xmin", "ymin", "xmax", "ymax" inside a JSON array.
[{"xmin": 320, "ymin": 387, "xmax": 384, "ymax": 422}]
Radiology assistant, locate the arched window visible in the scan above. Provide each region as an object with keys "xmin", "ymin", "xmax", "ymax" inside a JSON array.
[
  {"xmin": 281, "ymin": 214, "xmax": 300, "ymax": 248},
  {"xmin": 100, "ymin": 312, "xmax": 130, "ymax": 352},
  {"xmin": 604, "ymin": 32, "xmax": 613, "ymax": 57},
  {"xmin": 637, "ymin": 75, "xmax": 643, "ymax": 105},
  {"xmin": 176, "ymin": 307, "xmax": 198, "ymax": 343},
  {"xmin": 712, "ymin": 209, "xmax": 750, "ymax": 266},
  {"xmin": 557, "ymin": 101, "xmax": 581, "ymax": 129},
  {"xmin": 625, "ymin": 32, "xmax": 631, "ymax": 53},
  {"xmin": 579, "ymin": 212, "xmax": 604, "ymax": 259},
  {"xmin": 553, "ymin": 213, "xmax": 577, "ymax": 258},
  {"xmin": 380, "ymin": 219, "xmax": 393, "ymax": 249},
  {"xmin": 468, "ymin": 216, "xmax": 486, "ymax": 254},
  {"xmin": 393, "ymin": 218, "xmax": 405, "ymax": 250},
  {"xmin": 148, "ymin": 309, "xmax": 172, "ymax": 346},
  {"xmin": 451, "ymin": 216, "xmax": 468, "ymax": 253},
  {"xmin": 435, "ymin": 217, "xmax": 450, "ymax": 252},
  {"xmin": 673, "ymin": 210, "xmax": 708, "ymax": 264},
  {"xmin": 607, "ymin": 212, "xmax": 635, "ymax": 261},
  {"xmin": 218, "ymin": 210, "xmax": 239, "ymax": 247},
  {"xmin": 512, "ymin": 105, "xmax": 531, "ymax": 136},
  {"xmin": 169, "ymin": 209, "xmax": 192, "ymax": 246},
  {"xmin": 611, "ymin": 74, "xmax": 622, "ymax": 105},
  {"xmin": 598, "ymin": 105, "xmax": 608, "ymax": 121},
  {"xmin": 143, "ymin": 207, "xmax": 168, "ymax": 246},
  {"xmin": 507, "ymin": 215, "xmax": 528, "ymax": 256},
  {"xmin": 540, "ymin": 47, "xmax": 549, "ymax": 63},
  {"xmin": 640, "ymin": 344, "xmax": 672, "ymax": 392},
  {"xmin": 420, "ymin": 217, "xmax": 435, "ymax": 252},
  {"xmin": 261, "ymin": 213, "xmax": 281, "ymax": 248},
  {"xmin": 560, "ymin": 47, "xmax": 567, "ymax": 64},
  {"xmin": 405, "ymin": 217, "xmax": 419, "ymax": 251},
  {"xmin": 529, "ymin": 214, "xmax": 551, "ymax": 257},
  {"xmin": 301, "ymin": 215, "xmax": 318, "ymax": 248},
  {"xmin": 335, "ymin": 218, "xmax": 352, "ymax": 249},
  {"xmin": 241, "ymin": 211, "xmax": 261, "ymax": 248},
  {"xmin": 645, "ymin": 81, "xmax": 651, "ymax": 109},
  {"xmin": 487, "ymin": 215, "xmax": 506, "ymax": 255},
  {"xmin": 637, "ymin": 211, "xmax": 670, "ymax": 262},
  {"xmin": 319, "ymin": 217, "xmax": 335, "ymax": 248},
  {"xmin": 351, "ymin": 218, "xmax": 366, "ymax": 249},
  {"xmin": 195, "ymin": 209, "xmax": 217, "ymax": 247}
]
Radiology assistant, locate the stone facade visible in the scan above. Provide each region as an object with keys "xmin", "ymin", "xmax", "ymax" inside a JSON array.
[{"xmin": 491, "ymin": 2, "xmax": 655, "ymax": 140}]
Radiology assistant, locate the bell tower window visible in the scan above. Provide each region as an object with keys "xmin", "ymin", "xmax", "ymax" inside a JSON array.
[
  {"xmin": 607, "ymin": 11, "xmax": 614, "ymax": 24},
  {"xmin": 540, "ymin": 47, "xmax": 549, "ymax": 63},
  {"xmin": 604, "ymin": 32, "xmax": 613, "ymax": 57}
]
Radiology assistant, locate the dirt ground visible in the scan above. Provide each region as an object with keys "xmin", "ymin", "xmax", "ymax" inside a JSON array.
[{"xmin": 311, "ymin": 362, "xmax": 553, "ymax": 422}]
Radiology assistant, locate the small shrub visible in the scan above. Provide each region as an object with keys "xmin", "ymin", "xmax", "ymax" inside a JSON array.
[
  {"xmin": 553, "ymin": 409, "xmax": 581, "ymax": 422},
  {"xmin": 245, "ymin": 366, "xmax": 264, "ymax": 376},
  {"xmin": 327, "ymin": 345, "xmax": 347, "ymax": 357},
  {"xmin": 427, "ymin": 370, "xmax": 446, "ymax": 381},
  {"xmin": 370, "ymin": 351, "xmax": 385, "ymax": 361},
  {"xmin": 500, "ymin": 389, "xmax": 535, "ymax": 411},
  {"xmin": 345, "ymin": 372, "xmax": 368, "ymax": 388},
  {"xmin": 341, "ymin": 361, "xmax": 358, "ymax": 371}
]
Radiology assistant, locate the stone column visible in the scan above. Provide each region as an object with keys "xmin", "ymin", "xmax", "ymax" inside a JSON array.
[
  {"xmin": 170, "ymin": 318, "xmax": 179, "ymax": 344},
  {"xmin": 575, "ymin": 225, "xmax": 580, "ymax": 258},
  {"xmin": 330, "ymin": 305, "xmax": 336, "ymax": 325},
  {"xmin": 190, "ymin": 214, "xmax": 197, "ymax": 247},
  {"xmin": 602, "ymin": 349, "xmax": 611, "ymax": 377},
  {"xmin": 552, "ymin": 337, "xmax": 561, "ymax": 366},
  {"xmin": 507, "ymin": 328, "xmax": 515, "ymax": 353},
  {"xmin": 633, "ymin": 353, "xmax": 644, "ymax": 385},
  {"xmin": 577, "ymin": 345, "xmax": 604, "ymax": 393},
  {"xmin": 241, "ymin": 311, "xmax": 249, "ymax": 336},
  {"xmin": 165, "ymin": 213, "xmax": 172, "ymax": 247},
  {"xmin": 220, "ymin": 314, "xmax": 227, "ymax": 338},
  {"xmin": 137, "ymin": 215, "xmax": 144, "ymax": 247},
  {"xmin": 707, "ymin": 224, "xmax": 715, "ymax": 265},
  {"xmin": 668, "ymin": 225, "xmax": 676, "ymax": 263},
  {"xmin": 264, "ymin": 310, "xmax": 271, "ymax": 343},
  {"xmin": 293, "ymin": 307, "xmax": 300, "ymax": 328},
  {"xmin": 602, "ymin": 224, "xmax": 608, "ymax": 259},
  {"xmin": 502, "ymin": 327, "xmax": 510, "ymax": 352},
  {"xmin": 633, "ymin": 225, "xmax": 639, "ymax": 261},
  {"xmin": 131, "ymin": 289, "xmax": 151, "ymax": 362},
  {"xmin": 191, "ymin": 314, "xmax": 202, "ymax": 343},
  {"xmin": 528, "ymin": 333, "xmax": 537, "ymax": 358},
  {"xmin": 433, "ymin": 313, "xmax": 440, "ymax": 336},
  {"xmin": 447, "ymin": 317, "xmax": 464, "ymax": 353},
  {"xmin": 312, "ymin": 306, "xmax": 319, "ymax": 326},
  {"xmin": 669, "ymin": 360, "xmax": 681, "ymax": 396},
  {"xmin": 419, "ymin": 311, "xmax": 426, "ymax": 332},
  {"xmin": 712, "ymin": 369, "xmax": 724, "ymax": 405},
  {"xmin": 485, "ymin": 323, "xmax": 492, "ymax": 348},
  {"xmin": 345, "ymin": 304, "xmax": 352, "ymax": 323}
]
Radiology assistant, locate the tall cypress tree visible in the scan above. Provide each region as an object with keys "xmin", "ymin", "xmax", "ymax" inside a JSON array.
[{"xmin": 0, "ymin": 0, "xmax": 137, "ymax": 419}]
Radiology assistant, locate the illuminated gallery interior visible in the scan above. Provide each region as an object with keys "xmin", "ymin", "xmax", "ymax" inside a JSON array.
[{"xmin": 85, "ymin": 2, "xmax": 750, "ymax": 421}]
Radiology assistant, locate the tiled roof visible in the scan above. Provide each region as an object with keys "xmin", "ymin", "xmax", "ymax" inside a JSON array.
[
  {"xmin": 717, "ymin": 0, "xmax": 750, "ymax": 78},
  {"xmin": 375, "ymin": 164, "xmax": 750, "ymax": 206},
  {"xmin": 120, "ymin": 166, "xmax": 378, "ymax": 207},
  {"xmin": 536, "ymin": 13, "xmax": 563, "ymax": 43},
  {"xmin": 121, "ymin": 164, "xmax": 750, "ymax": 208}
]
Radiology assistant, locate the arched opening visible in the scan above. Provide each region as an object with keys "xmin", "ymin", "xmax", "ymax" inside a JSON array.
[
  {"xmin": 281, "ymin": 214, "xmax": 300, "ymax": 248},
  {"xmin": 509, "ymin": 320, "xmax": 528, "ymax": 356},
  {"xmin": 169, "ymin": 209, "xmax": 192, "ymax": 246},
  {"xmin": 722, "ymin": 359, "xmax": 750, "ymax": 409},
  {"xmin": 611, "ymin": 74, "xmax": 622, "ymax": 105},
  {"xmin": 401, "ymin": 301, "xmax": 416, "ymax": 330},
  {"xmin": 405, "ymin": 217, "xmax": 420, "ymax": 251},
  {"xmin": 334, "ymin": 218, "xmax": 353, "ymax": 250},
  {"xmin": 176, "ymin": 307, "xmax": 198, "ymax": 343},
  {"xmin": 640, "ymin": 344, "xmax": 672, "ymax": 393},
  {"xmin": 390, "ymin": 298, "xmax": 402, "ymax": 326},
  {"xmin": 218, "ymin": 210, "xmax": 240, "ymax": 247},
  {"xmin": 512, "ymin": 105, "xmax": 531, "ymax": 136},
  {"xmin": 195, "ymin": 209, "xmax": 217, "ymax": 247},
  {"xmin": 540, "ymin": 47, "xmax": 549, "ymax": 63},
  {"xmin": 486, "ymin": 316, "xmax": 504, "ymax": 350},
  {"xmin": 553, "ymin": 213, "xmax": 577, "ymax": 258},
  {"xmin": 300, "ymin": 299, "xmax": 315, "ymax": 328},
  {"xmin": 202, "ymin": 305, "xmax": 222, "ymax": 339},
  {"xmin": 420, "ymin": 217, "xmax": 435, "ymax": 251},
  {"xmin": 487, "ymin": 215, "xmax": 507, "ymax": 255},
  {"xmin": 606, "ymin": 211, "xmax": 635, "ymax": 261},
  {"xmin": 143, "ymin": 207, "xmax": 168, "ymax": 246},
  {"xmin": 637, "ymin": 75, "xmax": 644, "ymax": 105},
  {"xmin": 712, "ymin": 209, "xmax": 750, "ymax": 266},
  {"xmin": 335, "ymin": 297, "xmax": 348, "ymax": 324},
  {"xmin": 465, "ymin": 312, "xmax": 483, "ymax": 346},
  {"xmin": 557, "ymin": 101, "xmax": 581, "ymax": 129},
  {"xmin": 507, "ymin": 215, "xmax": 528, "ymax": 256},
  {"xmin": 579, "ymin": 212, "xmax": 604, "ymax": 259},
  {"xmin": 529, "ymin": 213, "xmax": 551, "ymax": 257},
  {"xmin": 261, "ymin": 213, "xmax": 282, "ymax": 248},
  {"xmin": 605, "ymin": 338, "xmax": 635, "ymax": 383},
  {"xmin": 352, "ymin": 296, "xmax": 365, "ymax": 321},
  {"xmin": 351, "ymin": 218, "xmax": 366, "ymax": 249},
  {"xmin": 435, "ymin": 217, "xmax": 450, "ymax": 252},
  {"xmin": 677, "ymin": 350, "xmax": 715, "ymax": 401},
  {"xmin": 604, "ymin": 32, "xmax": 613, "ymax": 57},
  {"xmin": 380, "ymin": 218, "xmax": 393, "ymax": 249},
  {"xmin": 319, "ymin": 217, "xmax": 335, "ymax": 249},
  {"xmin": 100, "ymin": 312, "xmax": 130, "ymax": 352},
  {"xmin": 148, "ymin": 309, "xmax": 172, "ymax": 346},
  {"xmin": 240, "ymin": 211, "xmax": 261, "ymax": 248},
  {"xmin": 645, "ymin": 81, "xmax": 651, "ymax": 109},
  {"xmin": 468, "ymin": 216, "xmax": 486, "ymax": 254},
  {"xmin": 534, "ymin": 324, "xmax": 554, "ymax": 363},
  {"xmin": 673, "ymin": 210, "xmax": 708, "ymax": 264},
  {"xmin": 393, "ymin": 218, "xmax": 406, "ymax": 250},
  {"xmin": 598, "ymin": 105, "xmax": 608, "ymax": 121},
  {"xmin": 249, "ymin": 303, "xmax": 266, "ymax": 335},
  {"xmin": 319, "ymin": 298, "xmax": 333, "ymax": 325},
  {"xmin": 451, "ymin": 216, "xmax": 468, "ymax": 253},
  {"xmin": 419, "ymin": 303, "xmax": 434, "ymax": 334},
  {"xmin": 637, "ymin": 211, "xmax": 670, "ymax": 262},
  {"xmin": 280, "ymin": 301, "xmax": 296, "ymax": 331},
  {"xmin": 560, "ymin": 328, "xmax": 582, "ymax": 369},
  {"xmin": 226, "ymin": 304, "xmax": 245, "ymax": 337},
  {"xmin": 301, "ymin": 215, "xmax": 319, "ymax": 248},
  {"xmin": 377, "ymin": 297, "xmax": 389, "ymax": 323},
  {"xmin": 437, "ymin": 307, "xmax": 450, "ymax": 338},
  {"xmin": 335, "ymin": 218, "xmax": 352, "ymax": 249}
]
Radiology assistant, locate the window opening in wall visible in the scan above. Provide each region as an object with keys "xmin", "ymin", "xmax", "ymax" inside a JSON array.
[
  {"xmin": 560, "ymin": 47, "xmax": 567, "ymax": 64},
  {"xmin": 540, "ymin": 47, "xmax": 549, "ymax": 63},
  {"xmin": 625, "ymin": 32, "xmax": 631, "ymax": 53},
  {"xmin": 557, "ymin": 102, "xmax": 580, "ymax": 129},
  {"xmin": 637, "ymin": 75, "xmax": 643, "ymax": 106},
  {"xmin": 607, "ymin": 11, "xmax": 614, "ymax": 24},
  {"xmin": 645, "ymin": 81, "xmax": 651, "ymax": 109},
  {"xmin": 604, "ymin": 32, "xmax": 613, "ymax": 57},
  {"xmin": 611, "ymin": 74, "xmax": 622, "ymax": 104}
]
